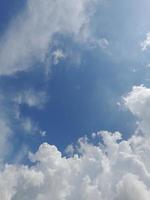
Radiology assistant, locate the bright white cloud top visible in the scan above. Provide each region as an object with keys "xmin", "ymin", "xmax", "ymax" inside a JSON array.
[
  {"xmin": 124, "ymin": 85, "xmax": 150, "ymax": 136},
  {"xmin": 0, "ymin": 0, "xmax": 150, "ymax": 199},
  {"xmin": 0, "ymin": 86, "xmax": 150, "ymax": 199}
]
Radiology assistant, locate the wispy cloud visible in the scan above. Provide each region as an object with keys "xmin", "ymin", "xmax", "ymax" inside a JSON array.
[
  {"xmin": 1, "ymin": 1, "xmax": 150, "ymax": 199},
  {"xmin": 0, "ymin": 0, "xmax": 97, "ymax": 76},
  {"xmin": 141, "ymin": 32, "xmax": 150, "ymax": 51},
  {"xmin": 52, "ymin": 49, "xmax": 65, "ymax": 65},
  {"xmin": 14, "ymin": 90, "xmax": 48, "ymax": 109},
  {"xmin": 0, "ymin": 0, "xmax": 98, "ymax": 164}
]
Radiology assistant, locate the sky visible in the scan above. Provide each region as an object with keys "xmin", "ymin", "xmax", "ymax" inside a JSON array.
[{"xmin": 1, "ymin": 0, "xmax": 150, "ymax": 199}]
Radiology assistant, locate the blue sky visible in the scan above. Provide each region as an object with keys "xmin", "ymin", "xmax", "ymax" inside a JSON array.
[
  {"xmin": 1, "ymin": 0, "xmax": 150, "ymax": 199},
  {"xmin": 0, "ymin": 0, "xmax": 150, "ymax": 159}
]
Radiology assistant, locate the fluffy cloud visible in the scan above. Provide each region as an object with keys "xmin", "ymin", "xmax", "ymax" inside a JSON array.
[
  {"xmin": 0, "ymin": 85, "xmax": 150, "ymax": 199},
  {"xmin": 124, "ymin": 85, "xmax": 150, "ymax": 135},
  {"xmin": 0, "ymin": 0, "xmax": 97, "ymax": 76},
  {"xmin": 2, "ymin": 1, "xmax": 150, "ymax": 198},
  {"xmin": 0, "ymin": 131, "xmax": 150, "ymax": 200}
]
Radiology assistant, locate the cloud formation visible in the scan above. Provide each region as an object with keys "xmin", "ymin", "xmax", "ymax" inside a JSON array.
[
  {"xmin": 52, "ymin": 49, "xmax": 65, "ymax": 65},
  {"xmin": 141, "ymin": 32, "xmax": 150, "ymax": 51},
  {"xmin": 0, "ymin": 85, "xmax": 149, "ymax": 199},
  {"xmin": 124, "ymin": 85, "xmax": 150, "ymax": 135},
  {"xmin": 0, "ymin": 131, "xmax": 150, "ymax": 200},
  {"xmin": 1, "ymin": 1, "xmax": 150, "ymax": 199},
  {"xmin": 0, "ymin": 119, "xmax": 12, "ymax": 159},
  {"xmin": 14, "ymin": 90, "xmax": 48, "ymax": 109},
  {"xmin": 0, "ymin": 0, "xmax": 96, "ymax": 76}
]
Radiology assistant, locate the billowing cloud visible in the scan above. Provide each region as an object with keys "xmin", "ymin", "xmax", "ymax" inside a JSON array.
[
  {"xmin": 124, "ymin": 85, "xmax": 150, "ymax": 135},
  {"xmin": 0, "ymin": 131, "xmax": 150, "ymax": 200},
  {"xmin": 0, "ymin": 0, "xmax": 97, "ymax": 76},
  {"xmin": 1, "ymin": 0, "xmax": 150, "ymax": 197},
  {"xmin": 0, "ymin": 85, "xmax": 149, "ymax": 199}
]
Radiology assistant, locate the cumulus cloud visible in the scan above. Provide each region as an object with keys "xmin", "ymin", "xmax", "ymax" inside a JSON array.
[
  {"xmin": 0, "ymin": 0, "xmax": 97, "ymax": 76},
  {"xmin": 124, "ymin": 85, "xmax": 150, "ymax": 135},
  {"xmin": 0, "ymin": 85, "xmax": 150, "ymax": 199},
  {"xmin": 0, "ymin": 131, "xmax": 150, "ymax": 200},
  {"xmin": 2, "ymin": 1, "xmax": 150, "ymax": 198}
]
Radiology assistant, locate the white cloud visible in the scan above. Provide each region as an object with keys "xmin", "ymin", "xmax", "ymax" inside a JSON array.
[
  {"xmin": 85, "ymin": 37, "xmax": 110, "ymax": 53},
  {"xmin": 141, "ymin": 32, "xmax": 150, "ymax": 51},
  {"xmin": 124, "ymin": 85, "xmax": 150, "ymax": 135},
  {"xmin": 1, "ymin": 61, "xmax": 150, "ymax": 200},
  {"xmin": 0, "ymin": 119, "xmax": 12, "ymax": 159},
  {"xmin": 0, "ymin": 96, "xmax": 13, "ymax": 160},
  {"xmin": 14, "ymin": 90, "xmax": 48, "ymax": 109},
  {"xmin": 116, "ymin": 173, "xmax": 150, "ymax": 200},
  {"xmin": 98, "ymin": 38, "xmax": 109, "ymax": 49},
  {"xmin": 0, "ymin": 89, "xmax": 47, "ymax": 160},
  {"xmin": 1, "ymin": 85, "xmax": 150, "ymax": 199},
  {"xmin": 0, "ymin": 131, "xmax": 150, "ymax": 199},
  {"xmin": 39, "ymin": 130, "xmax": 47, "ymax": 137},
  {"xmin": 52, "ymin": 49, "xmax": 65, "ymax": 65},
  {"xmin": 0, "ymin": 0, "xmax": 98, "ymax": 161},
  {"xmin": 21, "ymin": 117, "xmax": 38, "ymax": 133},
  {"xmin": 0, "ymin": 0, "xmax": 97, "ymax": 76},
  {"xmin": 20, "ymin": 117, "xmax": 47, "ymax": 137},
  {"xmin": 12, "ymin": 89, "xmax": 48, "ymax": 136},
  {"xmin": 3, "ymin": 2, "xmax": 150, "ymax": 198}
]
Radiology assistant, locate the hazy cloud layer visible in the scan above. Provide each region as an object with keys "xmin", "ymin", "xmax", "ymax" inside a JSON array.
[
  {"xmin": 0, "ymin": 0, "xmax": 97, "ymax": 75},
  {"xmin": 0, "ymin": 0, "xmax": 98, "ymax": 162},
  {"xmin": 14, "ymin": 90, "xmax": 48, "ymax": 109}
]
